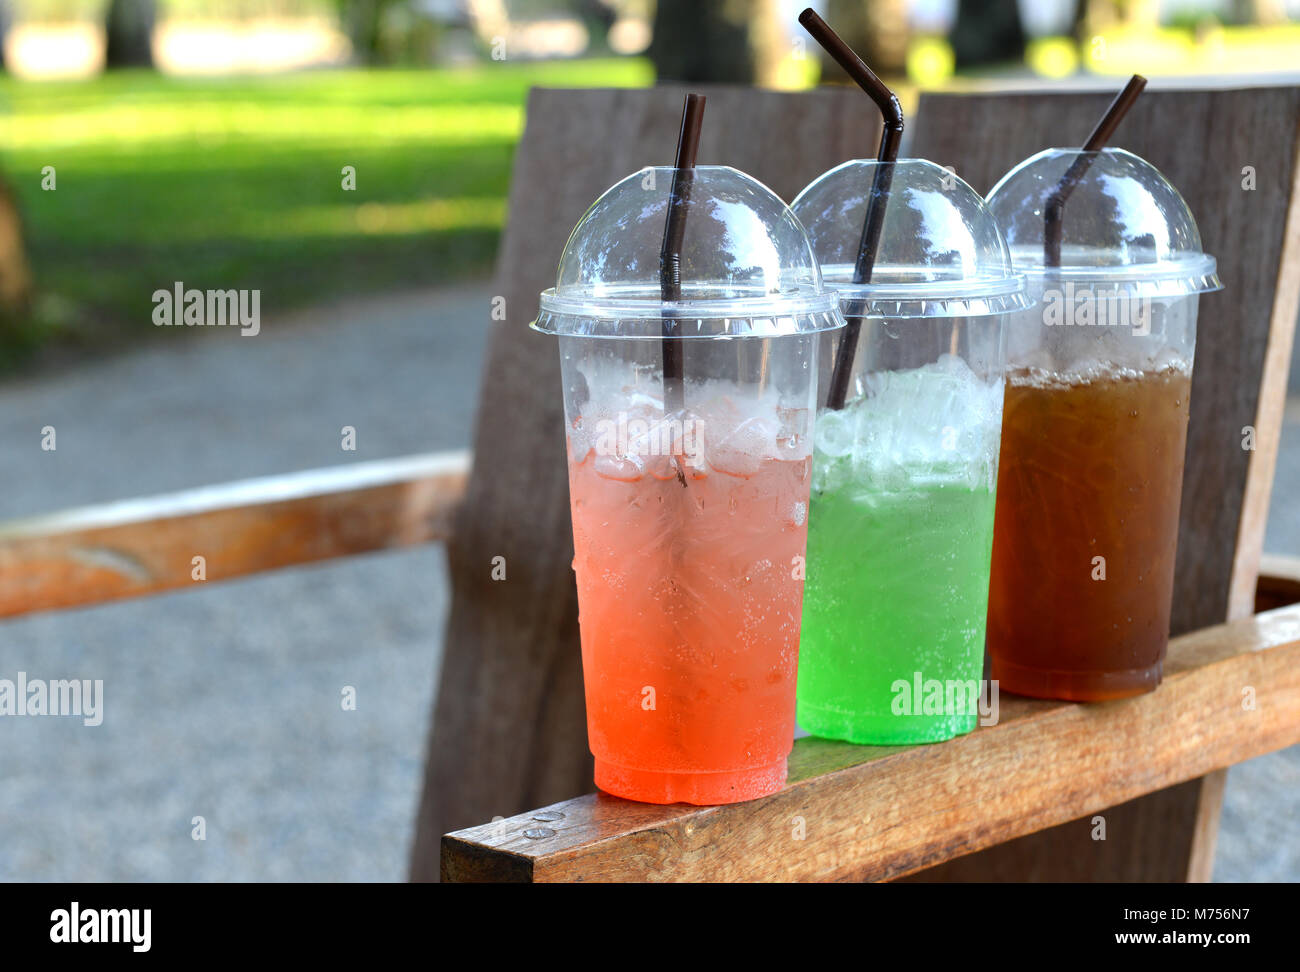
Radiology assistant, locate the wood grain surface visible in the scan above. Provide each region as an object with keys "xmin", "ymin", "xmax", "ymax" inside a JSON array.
[
  {"xmin": 442, "ymin": 602, "xmax": 1300, "ymax": 882},
  {"xmin": 0, "ymin": 451, "xmax": 469, "ymax": 618}
]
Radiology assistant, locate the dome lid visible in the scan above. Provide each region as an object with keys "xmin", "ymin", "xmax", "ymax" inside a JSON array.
[
  {"xmin": 533, "ymin": 165, "xmax": 843, "ymax": 339},
  {"xmin": 791, "ymin": 158, "xmax": 1030, "ymax": 319},
  {"xmin": 985, "ymin": 147, "xmax": 1221, "ymax": 297}
]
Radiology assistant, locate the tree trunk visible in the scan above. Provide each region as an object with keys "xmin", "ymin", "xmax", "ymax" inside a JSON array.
[
  {"xmin": 817, "ymin": 0, "xmax": 910, "ymax": 78},
  {"xmin": 0, "ymin": 0, "xmax": 11, "ymax": 71},
  {"xmin": 949, "ymin": 0, "xmax": 1026, "ymax": 70},
  {"xmin": 575, "ymin": 0, "xmax": 618, "ymax": 55},
  {"xmin": 0, "ymin": 176, "xmax": 33, "ymax": 337},
  {"xmin": 343, "ymin": 0, "xmax": 393, "ymax": 66},
  {"xmin": 648, "ymin": 0, "xmax": 756, "ymax": 84},
  {"xmin": 104, "ymin": 0, "xmax": 157, "ymax": 70}
]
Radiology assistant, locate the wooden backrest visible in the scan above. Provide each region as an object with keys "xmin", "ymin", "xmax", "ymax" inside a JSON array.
[
  {"xmin": 910, "ymin": 85, "xmax": 1300, "ymax": 633},
  {"xmin": 407, "ymin": 86, "xmax": 883, "ymax": 877}
]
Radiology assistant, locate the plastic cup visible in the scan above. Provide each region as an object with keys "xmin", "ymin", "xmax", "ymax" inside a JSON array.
[
  {"xmin": 984, "ymin": 148, "xmax": 1222, "ymax": 701},
  {"xmin": 791, "ymin": 159, "xmax": 1029, "ymax": 744},
  {"xmin": 532, "ymin": 165, "xmax": 845, "ymax": 804}
]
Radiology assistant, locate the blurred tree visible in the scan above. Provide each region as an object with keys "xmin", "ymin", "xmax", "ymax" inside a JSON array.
[
  {"xmin": 648, "ymin": 0, "xmax": 785, "ymax": 84},
  {"xmin": 0, "ymin": 178, "xmax": 32, "ymax": 341},
  {"xmin": 574, "ymin": 0, "xmax": 617, "ymax": 54},
  {"xmin": 1233, "ymin": 0, "xmax": 1288, "ymax": 25},
  {"xmin": 337, "ymin": 0, "xmax": 407, "ymax": 65},
  {"xmin": 650, "ymin": 0, "xmax": 752, "ymax": 82},
  {"xmin": 816, "ymin": 0, "xmax": 909, "ymax": 77},
  {"xmin": 104, "ymin": 0, "xmax": 156, "ymax": 69},
  {"xmin": 949, "ymin": 0, "xmax": 1025, "ymax": 69},
  {"xmin": 0, "ymin": 0, "xmax": 10, "ymax": 71}
]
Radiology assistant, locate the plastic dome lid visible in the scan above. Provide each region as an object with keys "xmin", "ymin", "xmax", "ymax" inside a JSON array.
[
  {"xmin": 791, "ymin": 158, "xmax": 1030, "ymax": 319},
  {"xmin": 986, "ymin": 147, "xmax": 1221, "ymax": 297},
  {"xmin": 533, "ymin": 165, "xmax": 843, "ymax": 339}
]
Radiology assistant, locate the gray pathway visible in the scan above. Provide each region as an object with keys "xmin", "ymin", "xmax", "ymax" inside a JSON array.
[
  {"xmin": 0, "ymin": 284, "xmax": 1295, "ymax": 881},
  {"xmin": 0, "ymin": 286, "xmax": 488, "ymax": 882}
]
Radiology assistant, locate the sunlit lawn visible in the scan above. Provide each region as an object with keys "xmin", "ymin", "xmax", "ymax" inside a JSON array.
[{"xmin": 0, "ymin": 59, "xmax": 652, "ymax": 357}]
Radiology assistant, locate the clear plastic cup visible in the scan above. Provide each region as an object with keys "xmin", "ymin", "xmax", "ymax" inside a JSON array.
[
  {"xmin": 532, "ymin": 165, "xmax": 845, "ymax": 804},
  {"xmin": 791, "ymin": 159, "xmax": 1029, "ymax": 744},
  {"xmin": 984, "ymin": 147, "xmax": 1222, "ymax": 701}
]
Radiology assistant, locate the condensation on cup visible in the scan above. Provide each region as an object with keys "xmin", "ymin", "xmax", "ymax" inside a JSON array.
[
  {"xmin": 532, "ymin": 165, "xmax": 845, "ymax": 804},
  {"xmin": 985, "ymin": 147, "xmax": 1222, "ymax": 701},
  {"xmin": 791, "ymin": 158, "xmax": 1030, "ymax": 743}
]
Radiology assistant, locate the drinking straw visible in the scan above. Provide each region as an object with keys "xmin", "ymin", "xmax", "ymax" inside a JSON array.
[
  {"xmin": 799, "ymin": 8, "xmax": 905, "ymax": 411},
  {"xmin": 659, "ymin": 93, "xmax": 706, "ymax": 416},
  {"xmin": 1044, "ymin": 74, "xmax": 1147, "ymax": 266}
]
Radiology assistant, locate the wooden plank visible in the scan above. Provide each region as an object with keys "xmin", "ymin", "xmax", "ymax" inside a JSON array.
[
  {"xmin": 408, "ymin": 85, "xmax": 883, "ymax": 880},
  {"xmin": 907, "ymin": 84, "xmax": 1300, "ymax": 883},
  {"xmin": 1229, "ymin": 147, "xmax": 1300, "ymax": 618},
  {"xmin": 0, "ymin": 451, "xmax": 470, "ymax": 618},
  {"xmin": 1257, "ymin": 553, "xmax": 1300, "ymax": 613},
  {"xmin": 442, "ymin": 602, "xmax": 1300, "ymax": 882}
]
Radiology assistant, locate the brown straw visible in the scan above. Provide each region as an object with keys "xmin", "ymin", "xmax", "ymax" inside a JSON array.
[
  {"xmin": 660, "ymin": 93, "xmax": 705, "ymax": 416},
  {"xmin": 799, "ymin": 8, "xmax": 904, "ymax": 410},
  {"xmin": 1044, "ymin": 74, "xmax": 1147, "ymax": 266}
]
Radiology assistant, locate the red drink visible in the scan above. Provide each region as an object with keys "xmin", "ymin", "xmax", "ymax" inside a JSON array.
[
  {"xmin": 568, "ymin": 442, "xmax": 810, "ymax": 804},
  {"xmin": 534, "ymin": 163, "xmax": 841, "ymax": 803}
]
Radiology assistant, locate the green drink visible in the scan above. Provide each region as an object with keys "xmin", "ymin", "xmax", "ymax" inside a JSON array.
[
  {"xmin": 796, "ymin": 356, "xmax": 1002, "ymax": 744},
  {"xmin": 790, "ymin": 157, "xmax": 1027, "ymax": 746}
]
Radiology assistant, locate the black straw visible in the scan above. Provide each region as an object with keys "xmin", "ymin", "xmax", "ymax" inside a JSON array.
[
  {"xmin": 799, "ymin": 8, "xmax": 904, "ymax": 410},
  {"xmin": 1044, "ymin": 75, "xmax": 1147, "ymax": 267},
  {"xmin": 659, "ymin": 93, "xmax": 705, "ymax": 415}
]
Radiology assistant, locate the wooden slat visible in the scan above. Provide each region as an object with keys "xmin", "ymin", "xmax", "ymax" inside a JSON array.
[
  {"xmin": 441, "ymin": 602, "xmax": 1300, "ymax": 883},
  {"xmin": 1230, "ymin": 149, "xmax": 1300, "ymax": 618},
  {"xmin": 0, "ymin": 450, "xmax": 470, "ymax": 617},
  {"xmin": 1257, "ymin": 553, "xmax": 1300, "ymax": 613},
  {"xmin": 408, "ymin": 84, "xmax": 883, "ymax": 880},
  {"xmin": 906, "ymin": 84, "xmax": 1300, "ymax": 883}
]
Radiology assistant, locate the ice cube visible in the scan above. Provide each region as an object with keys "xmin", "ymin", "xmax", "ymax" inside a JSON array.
[
  {"xmin": 706, "ymin": 416, "xmax": 775, "ymax": 478},
  {"xmin": 645, "ymin": 454, "xmax": 682, "ymax": 481},
  {"xmin": 814, "ymin": 408, "xmax": 856, "ymax": 458},
  {"xmin": 594, "ymin": 454, "xmax": 644, "ymax": 482},
  {"xmin": 843, "ymin": 356, "xmax": 1005, "ymax": 490}
]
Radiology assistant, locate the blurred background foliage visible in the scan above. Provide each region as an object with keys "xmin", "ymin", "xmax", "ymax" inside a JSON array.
[{"xmin": 0, "ymin": 0, "xmax": 1298, "ymax": 367}]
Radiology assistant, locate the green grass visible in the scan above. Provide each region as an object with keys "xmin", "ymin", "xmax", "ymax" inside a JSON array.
[{"xmin": 0, "ymin": 58, "xmax": 652, "ymax": 358}]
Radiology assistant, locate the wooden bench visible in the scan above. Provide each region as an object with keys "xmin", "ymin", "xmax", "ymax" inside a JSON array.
[
  {"xmin": 3, "ymin": 84, "xmax": 1297, "ymax": 883},
  {"xmin": 440, "ymin": 605, "xmax": 1300, "ymax": 882},
  {"xmin": 423, "ymin": 83, "xmax": 1300, "ymax": 882}
]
